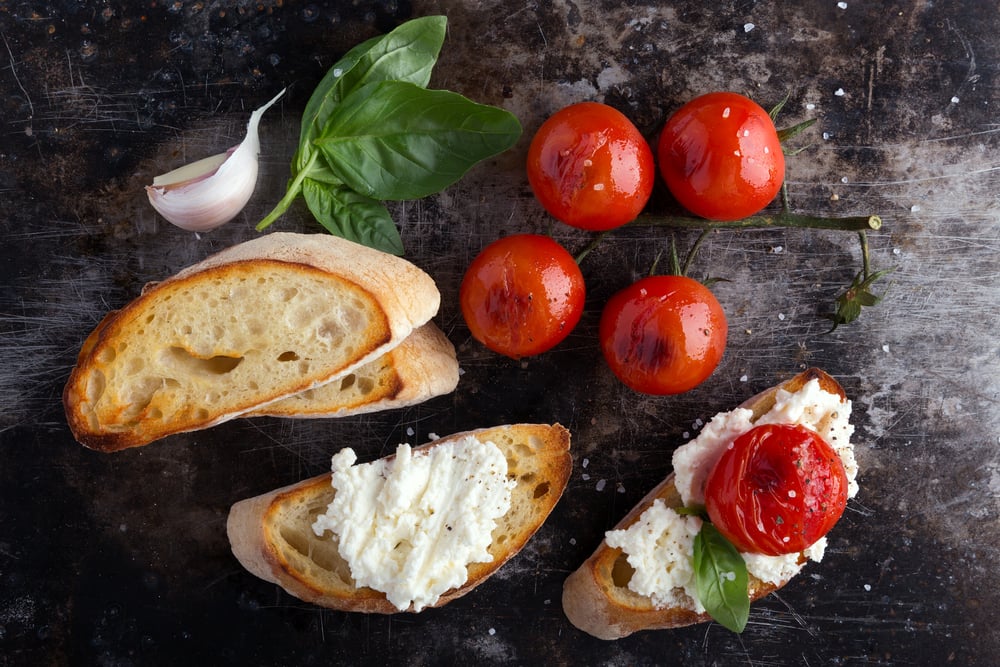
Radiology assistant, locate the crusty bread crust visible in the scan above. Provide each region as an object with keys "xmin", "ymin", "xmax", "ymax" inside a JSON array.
[
  {"xmin": 63, "ymin": 233, "xmax": 440, "ymax": 451},
  {"xmin": 227, "ymin": 423, "xmax": 572, "ymax": 613},
  {"xmin": 562, "ymin": 368, "xmax": 847, "ymax": 640},
  {"xmin": 245, "ymin": 323, "xmax": 459, "ymax": 419}
]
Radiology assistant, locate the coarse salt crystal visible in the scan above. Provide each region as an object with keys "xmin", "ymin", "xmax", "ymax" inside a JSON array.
[
  {"xmin": 740, "ymin": 375, "xmax": 749, "ymax": 382},
  {"xmin": 835, "ymin": 88, "xmax": 846, "ymax": 96},
  {"xmin": 582, "ymin": 457, "xmax": 590, "ymax": 469},
  {"xmin": 778, "ymin": 313, "xmax": 786, "ymax": 321},
  {"xmin": 744, "ymin": 23, "xmax": 755, "ymax": 32},
  {"xmin": 837, "ymin": 1, "xmax": 848, "ymax": 9},
  {"xmin": 806, "ymin": 103, "xmax": 816, "ymax": 110},
  {"xmin": 951, "ymin": 96, "xmax": 960, "ymax": 104},
  {"xmin": 596, "ymin": 479, "xmax": 607, "ymax": 492}
]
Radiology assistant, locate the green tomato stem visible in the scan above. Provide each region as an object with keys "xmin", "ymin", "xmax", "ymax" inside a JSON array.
[{"xmin": 630, "ymin": 211, "xmax": 882, "ymax": 232}]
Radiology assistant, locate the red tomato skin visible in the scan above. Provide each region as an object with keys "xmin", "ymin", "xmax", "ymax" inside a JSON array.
[
  {"xmin": 704, "ymin": 424, "xmax": 849, "ymax": 556},
  {"xmin": 598, "ymin": 275, "xmax": 727, "ymax": 394},
  {"xmin": 658, "ymin": 92, "xmax": 785, "ymax": 221},
  {"xmin": 459, "ymin": 234, "xmax": 585, "ymax": 359},
  {"xmin": 527, "ymin": 102, "xmax": 655, "ymax": 231}
]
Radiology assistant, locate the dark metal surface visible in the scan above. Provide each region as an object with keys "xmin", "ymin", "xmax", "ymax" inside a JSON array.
[{"xmin": 2, "ymin": 1, "xmax": 998, "ymax": 664}]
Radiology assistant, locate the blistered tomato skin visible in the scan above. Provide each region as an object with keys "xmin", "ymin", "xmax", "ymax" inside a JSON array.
[
  {"xmin": 598, "ymin": 275, "xmax": 727, "ymax": 395},
  {"xmin": 459, "ymin": 234, "xmax": 585, "ymax": 359},
  {"xmin": 704, "ymin": 423, "xmax": 849, "ymax": 556},
  {"xmin": 658, "ymin": 92, "xmax": 785, "ymax": 221},
  {"xmin": 527, "ymin": 102, "xmax": 655, "ymax": 231}
]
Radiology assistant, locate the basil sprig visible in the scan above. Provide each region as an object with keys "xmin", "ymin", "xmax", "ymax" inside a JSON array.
[
  {"xmin": 256, "ymin": 16, "xmax": 523, "ymax": 255},
  {"xmin": 692, "ymin": 522, "xmax": 750, "ymax": 633}
]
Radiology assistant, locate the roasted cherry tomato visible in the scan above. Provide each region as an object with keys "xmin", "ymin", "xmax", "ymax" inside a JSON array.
[
  {"xmin": 598, "ymin": 275, "xmax": 727, "ymax": 394},
  {"xmin": 705, "ymin": 423, "xmax": 848, "ymax": 556},
  {"xmin": 657, "ymin": 92, "xmax": 785, "ymax": 221},
  {"xmin": 527, "ymin": 102, "xmax": 654, "ymax": 231},
  {"xmin": 460, "ymin": 234, "xmax": 585, "ymax": 359}
]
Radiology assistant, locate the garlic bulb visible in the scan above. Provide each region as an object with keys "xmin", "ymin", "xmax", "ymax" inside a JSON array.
[{"xmin": 146, "ymin": 88, "xmax": 286, "ymax": 232}]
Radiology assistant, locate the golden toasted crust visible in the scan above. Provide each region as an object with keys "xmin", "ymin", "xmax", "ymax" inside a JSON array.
[
  {"xmin": 245, "ymin": 323, "xmax": 459, "ymax": 419},
  {"xmin": 62, "ymin": 233, "xmax": 440, "ymax": 452},
  {"xmin": 226, "ymin": 424, "xmax": 573, "ymax": 613},
  {"xmin": 562, "ymin": 368, "xmax": 847, "ymax": 640}
]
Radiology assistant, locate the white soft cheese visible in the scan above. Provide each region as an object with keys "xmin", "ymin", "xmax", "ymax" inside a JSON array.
[
  {"xmin": 311, "ymin": 435, "xmax": 516, "ymax": 612},
  {"xmin": 607, "ymin": 378, "xmax": 856, "ymax": 609},
  {"xmin": 605, "ymin": 500, "xmax": 706, "ymax": 613}
]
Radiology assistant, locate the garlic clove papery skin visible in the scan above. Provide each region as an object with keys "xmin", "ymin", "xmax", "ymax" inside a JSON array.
[{"xmin": 146, "ymin": 88, "xmax": 286, "ymax": 232}]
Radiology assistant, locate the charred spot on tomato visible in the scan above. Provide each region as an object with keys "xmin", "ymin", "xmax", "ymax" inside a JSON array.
[
  {"xmin": 460, "ymin": 234, "xmax": 585, "ymax": 359},
  {"xmin": 704, "ymin": 423, "xmax": 849, "ymax": 556}
]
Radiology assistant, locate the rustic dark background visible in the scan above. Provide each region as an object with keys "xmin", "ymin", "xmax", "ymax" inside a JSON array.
[{"xmin": 2, "ymin": 1, "xmax": 998, "ymax": 665}]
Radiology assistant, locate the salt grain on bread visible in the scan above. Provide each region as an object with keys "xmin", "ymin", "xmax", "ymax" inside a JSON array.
[
  {"xmin": 63, "ymin": 232, "xmax": 441, "ymax": 451},
  {"xmin": 226, "ymin": 423, "xmax": 572, "ymax": 613}
]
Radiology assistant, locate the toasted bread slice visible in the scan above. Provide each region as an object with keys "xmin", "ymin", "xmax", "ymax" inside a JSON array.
[
  {"xmin": 227, "ymin": 423, "xmax": 572, "ymax": 613},
  {"xmin": 245, "ymin": 323, "xmax": 458, "ymax": 419},
  {"xmin": 63, "ymin": 233, "xmax": 440, "ymax": 451},
  {"xmin": 562, "ymin": 368, "xmax": 848, "ymax": 640}
]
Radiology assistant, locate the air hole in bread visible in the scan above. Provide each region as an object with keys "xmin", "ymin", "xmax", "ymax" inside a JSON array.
[
  {"xmin": 122, "ymin": 377, "xmax": 161, "ymax": 419},
  {"xmin": 514, "ymin": 443, "xmax": 534, "ymax": 459},
  {"xmin": 125, "ymin": 357, "xmax": 145, "ymax": 375},
  {"xmin": 194, "ymin": 407, "xmax": 209, "ymax": 420},
  {"xmin": 161, "ymin": 346, "xmax": 243, "ymax": 376},
  {"xmin": 520, "ymin": 472, "xmax": 536, "ymax": 483},
  {"xmin": 611, "ymin": 552, "xmax": 635, "ymax": 588},
  {"xmin": 533, "ymin": 481, "xmax": 550, "ymax": 499},
  {"xmin": 339, "ymin": 374, "xmax": 356, "ymax": 390},
  {"xmin": 357, "ymin": 377, "xmax": 374, "ymax": 394},
  {"xmin": 97, "ymin": 347, "xmax": 116, "ymax": 364},
  {"xmin": 85, "ymin": 369, "xmax": 106, "ymax": 403},
  {"xmin": 277, "ymin": 351, "xmax": 300, "ymax": 362}
]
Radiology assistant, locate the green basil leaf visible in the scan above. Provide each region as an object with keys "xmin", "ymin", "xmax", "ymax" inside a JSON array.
[
  {"xmin": 314, "ymin": 80, "xmax": 522, "ymax": 201},
  {"xmin": 301, "ymin": 178, "xmax": 404, "ymax": 255},
  {"xmin": 693, "ymin": 523, "xmax": 750, "ymax": 633},
  {"xmin": 299, "ymin": 159, "xmax": 345, "ymax": 186},
  {"xmin": 297, "ymin": 15, "xmax": 446, "ymax": 167}
]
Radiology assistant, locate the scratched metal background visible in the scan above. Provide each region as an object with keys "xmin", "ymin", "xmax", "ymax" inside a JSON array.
[{"xmin": 1, "ymin": 1, "xmax": 998, "ymax": 665}]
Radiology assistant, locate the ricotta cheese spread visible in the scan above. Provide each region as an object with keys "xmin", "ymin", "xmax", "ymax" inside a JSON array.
[
  {"xmin": 605, "ymin": 378, "xmax": 857, "ymax": 610},
  {"xmin": 311, "ymin": 435, "xmax": 516, "ymax": 612}
]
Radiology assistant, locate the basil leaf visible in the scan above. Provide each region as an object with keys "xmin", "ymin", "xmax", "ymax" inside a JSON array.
[
  {"xmin": 692, "ymin": 523, "xmax": 750, "ymax": 633},
  {"xmin": 314, "ymin": 80, "xmax": 522, "ymax": 201},
  {"xmin": 301, "ymin": 178, "xmax": 404, "ymax": 255},
  {"xmin": 296, "ymin": 15, "xmax": 446, "ymax": 168}
]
